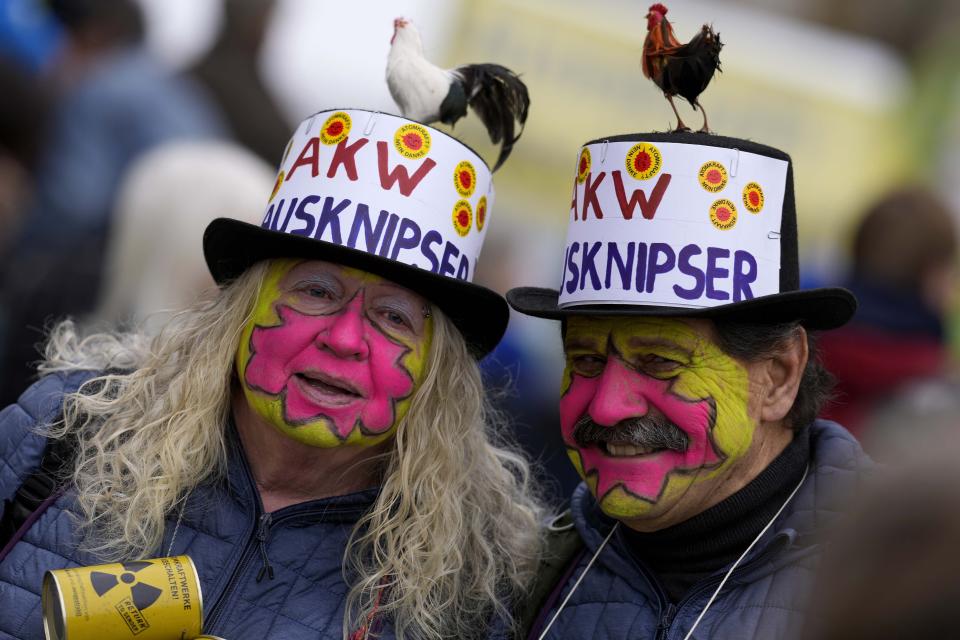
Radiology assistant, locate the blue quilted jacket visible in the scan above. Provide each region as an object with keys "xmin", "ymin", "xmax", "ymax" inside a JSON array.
[
  {"xmin": 0, "ymin": 372, "xmax": 394, "ymax": 640},
  {"xmin": 533, "ymin": 420, "xmax": 871, "ymax": 640}
]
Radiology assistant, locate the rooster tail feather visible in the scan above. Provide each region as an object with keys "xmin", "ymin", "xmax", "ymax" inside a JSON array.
[
  {"xmin": 438, "ymin": 82, "xmax": 468, "ymax": 126},
  {"xmin": 455, "ymin": 63, "xmax": 530, "ymax": 171}
]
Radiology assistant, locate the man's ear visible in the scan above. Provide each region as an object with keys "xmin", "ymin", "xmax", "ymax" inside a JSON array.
[{"xmin": 758, "ymin": 327, "xmax": 808, "ymax": 424}]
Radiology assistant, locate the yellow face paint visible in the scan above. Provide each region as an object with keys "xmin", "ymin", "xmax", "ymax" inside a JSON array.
[
  {"xmin": 561, "ymin": 316, "xmax": 753, "ymax": 520},
  {"xmin": 237, "ymin": 259, "xmax": 433, "ymax": 448}
]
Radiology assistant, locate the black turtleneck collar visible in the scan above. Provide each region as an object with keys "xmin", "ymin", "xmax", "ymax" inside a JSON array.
[{"xmin": 619, "ymin": 425, "xmax": 811, "ymax": 603}]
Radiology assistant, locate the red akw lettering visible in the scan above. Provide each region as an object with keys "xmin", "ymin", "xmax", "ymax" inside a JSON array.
[
  {"xmin": 582, "ymin": 172, "xmax": 606, "ymax": 220},
  {"xmin": 376, "ymin": 141, "xmax": 436, "ymax": 196},
  {"xmin": 327, "ymin": 137, "xmax": 369, "ymax": 181},
  {"xmin": 612, "ymin": 171, "xmax": 672, "ymax": 220},
  {"xmin": 286, "ymin": 137, "xmax": 320, "ymax": 180}
]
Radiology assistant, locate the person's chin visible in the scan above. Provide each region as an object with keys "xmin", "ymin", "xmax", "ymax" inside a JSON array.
[
  {"xmin": 274, "ymin": 419, "xmax": 345, "ymax": 448},
  {"xmin": 596, "ymin": 484, "xmax": 659, "ymax": 521}
]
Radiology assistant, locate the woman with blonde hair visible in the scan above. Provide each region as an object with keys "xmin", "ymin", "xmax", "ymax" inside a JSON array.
[{"xmin": 0, "ymin": 109, "xmax": 545, "ymax": 639}]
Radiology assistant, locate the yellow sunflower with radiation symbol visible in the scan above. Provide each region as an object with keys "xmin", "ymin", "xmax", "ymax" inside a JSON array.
[
  {"xmin": 319, "ymin": 112, "xmax": 351, "ymax": 145},
  {"xmin": 476, "ymin": 196, "xmax": 488, "ymax": 232},
  {"xmin": 394, "ymin": 124, "xmax": 431, "ymax": 159},
  {"xmin": 452, "ymin": 200, "xmax": 472, "ymax": 237},
  {"xmin": 743, "ymin": 182, "xmax": 765, "ymax": 213},
  {"xmin": 625, "ymin": 142, "xmax": 662, "ymax": 180},
  {"xmin": 577, "ymin": 148, "xmax": 591, "ymax": 184}
]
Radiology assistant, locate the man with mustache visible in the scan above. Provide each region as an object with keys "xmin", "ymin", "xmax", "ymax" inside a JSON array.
[{"xmin": 509, "ymin": 132, "xmax": 872, "ymax": 639}]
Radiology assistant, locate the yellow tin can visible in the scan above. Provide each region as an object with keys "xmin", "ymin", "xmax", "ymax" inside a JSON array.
[{"xmin": 42, "ymin": 555, "xmax": 203, "ymax": 640}]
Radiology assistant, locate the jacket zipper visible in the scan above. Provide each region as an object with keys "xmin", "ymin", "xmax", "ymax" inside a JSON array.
[
  {"xmin": 652, "ymin": 533, "xmax": 793, "ymax": 639},
  {"xmin": 255, "ymin": 513, "xmax": 274, "ymax": 582},
  {"xmin": 202, "ymin": 506, "xmax": 358, "ymax": 633},
  {"xmin": 202, "ymin": 515, "xmax": 266, "ymax": 633},
  {"xmin": 655, "ymin": 603, "xmax": 677, "ymax": 640}
]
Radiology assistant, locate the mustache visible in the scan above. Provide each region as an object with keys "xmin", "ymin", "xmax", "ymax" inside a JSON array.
[{"xmin": 572, "ymin": 413, "xmax": 689, "ymax": 452}]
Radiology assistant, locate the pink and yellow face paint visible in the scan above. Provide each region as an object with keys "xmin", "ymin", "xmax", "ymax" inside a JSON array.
[
  {"xmin": 560, "ymin": 316, "xmax": 753, "ymax": 520},
  {"xmin": 237, "ymin": 259, "xmax": 433, "ymax": 448}
]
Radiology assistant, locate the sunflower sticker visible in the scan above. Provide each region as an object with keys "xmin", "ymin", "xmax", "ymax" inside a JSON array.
[
  {"xmin": 452, "ymin": 200, "xmax": 472, "ymax": 237},
  {"xmin": 709, "ymin": 198, "xmax": 737, "ymax": 230},
  {"xmin": 394, "ymin": 123, "xmax": 431, "ymax": 159},
  {"xmin": 476, "ymin": 196, "xmax": 488, "ymax": 232},
  {"xmin": 320, "ymin": 112, "xmax": 351, "ymax": 145},
  {"xmin": 743, "ymin": 182, "xmax": 764, "ymax": 213},
  {"xmin": 454, "ymin": 161, "xmax": 477, "ymax": 197},
  {"xmin": 577, "ymin": 148, "xmax": 592, "ymax": 184},
  {"xmin": 698, "ymin": 161, "xmax": 728, "ymax": 193},
  {"xmin": 269, "ymin": 170, "xmax": 285, "ymax": 202},
  {"xmin": 625, "ymin": 142, "xmax": 662, "ymax": 180}
]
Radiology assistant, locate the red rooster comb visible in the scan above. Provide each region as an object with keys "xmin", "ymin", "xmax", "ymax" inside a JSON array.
[{"xmin": 648, "ymin": 3, "xmax": 668, "ymax": 16}]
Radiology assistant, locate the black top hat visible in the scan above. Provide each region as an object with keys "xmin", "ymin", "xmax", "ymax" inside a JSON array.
[
  {"xmin": 507, "ymin": 132, "xmax": 855, "ymax": 329},
  {"xmin": 203, "ymin": 108, "xmax": 508, "ymax": 357}
]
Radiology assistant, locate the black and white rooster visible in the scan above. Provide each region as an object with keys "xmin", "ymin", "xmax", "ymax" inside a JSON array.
[{"xmin": 386, "ymin": 17, "xmax": 530, "ymax": 171}]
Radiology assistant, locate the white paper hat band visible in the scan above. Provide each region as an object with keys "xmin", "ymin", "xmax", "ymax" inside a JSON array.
[
  {"xmin": 559, "ymin": 140, "xmax": 788, "ymax": 309},
  {"xmin": 263, "ymin": 110, "xmax": 494, "ymax": 283}
]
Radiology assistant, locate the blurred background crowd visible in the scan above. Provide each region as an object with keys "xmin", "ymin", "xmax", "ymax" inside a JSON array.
[{"xmin": 1, "ymin": 2, "xmax": 960, "ymax": 628}]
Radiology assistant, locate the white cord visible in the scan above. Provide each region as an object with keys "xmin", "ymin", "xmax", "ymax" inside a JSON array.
[
  {"xmin": 164, "ymin": 493, "xmax": 190, "ymax": 556},
  {"xmin": 536, "ymin": 466, "xmax": 810, "ymax": 640},
  {"xmin": 680, "ymin": 464, "xmax": 810, "ymax": 640},
  {"xmin": 537, "ymin": 522, "xmax": 620, "ymax": 640}
]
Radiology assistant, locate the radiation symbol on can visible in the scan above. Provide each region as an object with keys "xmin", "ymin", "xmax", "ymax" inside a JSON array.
[
  {"xmin": 743, "ymin": 182, "xmax": 764, "ymax": 213},
  {"xmin": 698, "ymin": 161, "xmax": 728, "ymax": 193},
  {"xmin": 269, "ymin": 170, "xmax": 285, "ymax": 202},
  {"xmin": 394, "ymin": 123, "xmax": 432, "ymax": 159},
  {"xmin": 453, "ymin": 200, "xmax": 472, "ymax": 237},
  {"xmin": 320, "ymin": 112, "xmax": 351, "ymax": 145},
  {"xmin": 476, "ymin": 195, "xmax": 488, "ymax": 232},
  {"xmin": 89, "ymin": 561, "xmax": 164, "ymax": 611},
  {"xmin": 577, "ymin": 148, "xmax": 592, "ymax": 184},
  {"xmin": 454, "ymin": 161, "xmax": 477, "ymax": 197},
  {"xmin": 625, "ymin": 142, "xmax": 662, "ymax": 180},
  {"xmin": 710, "ymin": 198, "xmax": 738, "ymax": 230}
]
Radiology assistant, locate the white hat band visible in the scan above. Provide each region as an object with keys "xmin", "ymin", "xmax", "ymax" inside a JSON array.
[
  {"xmin": 559, "ymin": 140, "xmax": 788, "ymax": 309},
  {"xmin": 262, "ymin": 109, "xmax": 494, "ymax": 282}
]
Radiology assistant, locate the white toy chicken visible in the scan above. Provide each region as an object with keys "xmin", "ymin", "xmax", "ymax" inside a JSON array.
[{"xmin": 386, "ymin": 17, "xmax": 530, "ymax": 171}]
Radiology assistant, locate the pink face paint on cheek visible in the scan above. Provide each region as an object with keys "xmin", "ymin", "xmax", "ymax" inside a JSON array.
[
  {"xmin": 245, "ymin": 302, "xmax": 415, "ymax": 440},
  {"xmin": 561, "ymin": 358, "xmax": 721, "ymax": 503}
]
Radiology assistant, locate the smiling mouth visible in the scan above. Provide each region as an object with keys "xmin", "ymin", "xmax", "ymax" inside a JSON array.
[
  {"xmin": 294, "ymin": 372, "xmax": 364, "ymax": 405},
  {"xmin": 599, "ymin": 443, "xmax": 668, "ymax": 458}
]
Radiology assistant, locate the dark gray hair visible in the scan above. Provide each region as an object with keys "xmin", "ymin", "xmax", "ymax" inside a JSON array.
[{"xmin": 712, "ymin": 320, "xmax": 834, "ymax": 431}]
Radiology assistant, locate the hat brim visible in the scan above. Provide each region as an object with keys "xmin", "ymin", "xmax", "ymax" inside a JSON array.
[
  {"xmin": 204, "ymin": 218, "xmax": 509, "ymax": 357},
  {"xmin": 506, "ymin": 286, "xmax": 856, "ymax": 330}
]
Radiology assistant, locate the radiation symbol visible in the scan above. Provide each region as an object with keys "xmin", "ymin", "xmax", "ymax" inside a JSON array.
[
  {"xmin": 698, "ymin": 161, "xmax": 728, "ymax": 193},
  {"xmin": 576, "ymin": 148, "xmax": 591, "ymax": 184},
  {"xmin": 320, "ymin": 112, "xmax": 351, "ymax": 145},
  {"xmin": 269, "ymin": 170, "xmax": 285, "ymax": 202},
  {"xmin": 454, "ymin": 161, "xmax": 477, "ymax": 197},
  {"xmin": 709, "ymin": 198, "xmax": 738, "ymax": 230},
  {"xmin": 452, "ymin": 199, "xmax": 472, "ymax": 237},
  {"xmin": 476, "ymin": 195, "xmax": 488, "ymax": 232},
  {"xmin": 625, "ymin": 142, "xmax": 662, "ymax": 180},
  {"xmin": 90, "ymin": 561, "xmax": 163, "ymax": 611},
  {"xmin": 743, "ymin": 182, "xmax": 764, "ymax": 213},
  {"xmin": 394, "ymin": 123, "xmax": 431, "ymax": 159}
]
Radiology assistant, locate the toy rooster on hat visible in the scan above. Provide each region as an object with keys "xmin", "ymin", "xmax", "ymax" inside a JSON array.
[
  {"xmin": 386, "ymin": 17, "xmax": 530, "ymax": 171},
  {"xmin": 642, "ymin": 3, "xmax": 723, "ymax": 133}
]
